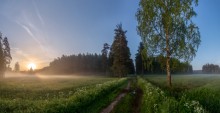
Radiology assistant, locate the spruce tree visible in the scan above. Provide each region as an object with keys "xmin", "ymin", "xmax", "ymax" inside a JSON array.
[
  {"xmin": 110, "ymin": 24, "xmax": 132, "ymax": 77},
  {"xmin": 0, "ymin": 33, "xmax": 4, "ymax": 78},
  {"xmin": 3, "ymin": 37, "xmax": 12, "ymax": 68},
  {"xmin": 0, "ymin": 33, "xmax": 12, "ymax": 78}
]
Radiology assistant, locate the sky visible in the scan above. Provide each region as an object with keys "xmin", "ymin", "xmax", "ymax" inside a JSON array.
[{"xmin": 0, "ymin": 0, "xmax": 219, "ymax": 71}]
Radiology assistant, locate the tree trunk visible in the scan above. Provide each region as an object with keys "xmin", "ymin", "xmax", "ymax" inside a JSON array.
[
  {"xmin": 166, "ymin": 56, "xmax": 171, "ymax": 87},
  {"xmin": 142, "ymin": 63, "xmax": 144, "ymax": 75},
  {"xmin": 166, "ymin": 31, "xmax": 172, "ymax": 87}
]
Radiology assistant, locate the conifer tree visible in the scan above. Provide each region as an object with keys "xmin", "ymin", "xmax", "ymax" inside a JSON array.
[
  {"xmin": 14, "ymin": 62, "xmax": 20, "ymax": 72},
  {"xmin": 0, "ymin": 33, "xmax": 5, "ymax": 78},
  {"xmin": 101, "ymin": 43, "xmax": 110, "ymax": 74},
  {"xmin": 110, "ymin": 24, "xmax": 132, "ymax": 77}
]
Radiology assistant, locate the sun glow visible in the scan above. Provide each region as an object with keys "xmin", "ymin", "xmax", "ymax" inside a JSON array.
[{"xmin": 27, "ymin": 63, "xmax": 36, "ymax": 70}]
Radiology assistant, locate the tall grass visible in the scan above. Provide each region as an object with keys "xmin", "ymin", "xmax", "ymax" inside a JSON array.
[
  {"xmin": 0, "ymin": 77, "xmax": 127, "ymax": 113},
  {"xmin": 144, "ymin": 75, "xmax": 220, "ymax": 112},
  {"xmin": 138, "ymin": 77, "xmax": 206, "ymax": 113}
]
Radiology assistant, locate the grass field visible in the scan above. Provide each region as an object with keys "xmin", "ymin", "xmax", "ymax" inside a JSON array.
[
  {"xmin": 143, "ymin": 74, "xmax": 220, "ymax": 113},
  {"xmin": 111, "ymin": 75, "xmax": 220, "ymax": 113},
  {"xmin": 0, "ymin": 73, "xmax": 127, "ymax": 113},
  {"xmin": 1, "ymin": 73, "xmax": 220, "ymax": 113}
]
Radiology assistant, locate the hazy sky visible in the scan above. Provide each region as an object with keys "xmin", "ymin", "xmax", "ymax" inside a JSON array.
[{"xmin": 0, "ymin": 0, "xmax": 219, "ymax": 70}]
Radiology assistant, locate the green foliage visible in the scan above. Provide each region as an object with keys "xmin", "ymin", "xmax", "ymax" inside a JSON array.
[
  {"xmin": 0, "ymin": 33, "xmax": 12, "ymax": 78},
  {"xmin": 138, "ymin": 77, "xmax": 206, "ymax": 113},
  {"xmin": 185, "ymin": 88, "xmax": 220, "ymax": 113},
  {"xmin": 202, "ymin": 63, "xmax": 220, "ymax": 74},
  {"xmin": 101, "ymin": 43, "xmax": 110, "ymax": 74},
  {"xmin": 136, "ymin": 0, "xmax": 201, "ymax": 60},
  {"xmin": 111, "ymin": 77, "xmax": 139, "ymax": 113},
  {"xmin": 0, "ymin": 76, "xmax": 127, "ymax": 112},
  {"xmin": 41, "ymin": 53, "xmax": 103, "ymax": 74},
  {"xmin": 0, "ymin": 35, "xmax": 4, "ymax": 78},
  {"xmin": 145, "ymin": 75, "xmax": 220, "ymax": 113},
  {"xmin": 111, "ymin": 93, "xmax": 133, "ymax": 113},
  {"xmin": 136, "ymin": 0, "xmax": 201, "ymax": 86},
  {"xmin": 135, "ymin": 42, "xmax": 151, "ymax": 74},
  {"xmin": 135, "ymin": 53, "xmax": 193, "ymax": 74},
  {"xmin": 3, "ymin": 37, "xmax": 12, "ymax": 67},
  {"xmin": 110, "ymin": 24, "xmax": 134, "ymax": 77}
]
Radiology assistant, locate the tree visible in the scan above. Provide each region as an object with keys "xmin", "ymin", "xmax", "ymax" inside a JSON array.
[
  {"xmin": 202, "ymin": 63, "xmax": 220, "ymax": 74},
  {"xmin": 29, "ymin": 67, "xmax": 34, "ymax": 74},
  {"xmin": 40, "ymin": 53, "xmax": 104, "ymax": 74},
  {"xmin": 0, "ymin": 34, "xmax": 4, "ymax": 78},
  {"xmin": 136, "ymin": 0, "xmax": 201, "ymax": 87},
  {"xmin": 3, "ymin": 37, "xmax": 12, "ymax": 68},
  {"xmin": 0, "ymin": 33, "xmax": 11, "ymax": 78},
  {"xmin": 101, "ymin": 43, "xmax": 110, "ymax": 74},
  {"xmin": 127, "ymin": 59, "xmax": 135, "ymax": 74},
  {"xmin": 135, "ymin": 42, "xmax": 145, "ymax": 74},
  {"xmin": 110, "ymin": 24, "xmax": 132, "ymax": 77},
  {"xmin": 14, "ymin": 62, "xmax": 20, "ymax": 72}
]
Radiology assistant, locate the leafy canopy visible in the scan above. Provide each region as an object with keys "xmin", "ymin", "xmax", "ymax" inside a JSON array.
[{"xmin": 136, "ymin": 0, "xmax": 201, "ymax": 61}]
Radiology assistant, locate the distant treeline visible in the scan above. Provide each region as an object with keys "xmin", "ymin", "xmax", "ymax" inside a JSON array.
[
  {"xmin": 40, "ymin": 24, "xmax": 135, "ymax": 76},
  {"xmin": 39, "ymin": 25, "xmax": 194, "ymax": 76},
  {"xmin": 202, "ymin": 63, "xmax": 220, "ymax": 74},
  {"xmin": 40, "ymin": 54, "xmax": 103, "ymax": 74},
  {"xmin": 135, "ymin": 42, "xmax": 193, "ymax": 75}
]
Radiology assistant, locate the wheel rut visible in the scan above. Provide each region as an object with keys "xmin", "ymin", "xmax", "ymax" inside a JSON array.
[{"xmin": 100, "ymin": 81, "xmax": 131, "ymax": 113}]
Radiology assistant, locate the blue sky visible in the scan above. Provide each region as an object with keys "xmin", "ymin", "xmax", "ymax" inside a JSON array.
[{"xmin": 0, "ymin": 0, "xmax": 219, "ymax": 70}]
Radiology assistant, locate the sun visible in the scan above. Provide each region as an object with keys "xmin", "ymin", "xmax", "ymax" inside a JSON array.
[{"xmin": 27, "ymin": 63, "xmax": 36, "ymax": 70}]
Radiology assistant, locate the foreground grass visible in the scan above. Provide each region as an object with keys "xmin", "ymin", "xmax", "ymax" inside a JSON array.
[
  {"xmin": 138, "ymin": 77, "xmax": 206, "ymax": 113},
  {"xmin": 111, "ymin": 77, "xmax": 143, "ymax": 113},
  {"xmin": 111, "ymin": 77, "xmax": 136, "ymax": 113},
  {"xmin": 0, "ymin": 75, "xmax": 127, "ymax": 113},
  {"xmin": 144, "ymin": 74, "xmax": 220, "ymax": 113}
]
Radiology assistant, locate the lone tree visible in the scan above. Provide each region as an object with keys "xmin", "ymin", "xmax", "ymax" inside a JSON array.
[
  {"xmin": 0, "ymin": 33, "xmax": 12, "ymax": 78},
  {"xmin": 14, "ymin": 62, "xmax": 20, "ymax": 72},
  {"xmin": 110, "ymin": 24, "xmax": 132, "ymax": 77},
  {"xmin": 136, "ymin": 0, "xmax": 201, "ymax": 87}
]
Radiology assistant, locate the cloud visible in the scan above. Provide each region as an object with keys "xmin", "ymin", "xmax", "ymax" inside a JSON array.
[
  {"xmin": 16, "ymin": 20, "xmax": 43, "ymax": 49},
  {"xmin": 32, "ymin": 0, "xmax": 45, "ymax": 26}
]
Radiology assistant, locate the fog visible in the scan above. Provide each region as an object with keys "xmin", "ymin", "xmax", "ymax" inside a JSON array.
[{"xmin": 4, "ymin": 72, "xmax": 92, "ymax": 79}]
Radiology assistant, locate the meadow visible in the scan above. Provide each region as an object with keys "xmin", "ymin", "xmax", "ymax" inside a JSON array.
[
  {"xmin": 1, "ymin": 73, "xmax": 220, "ymax": 113},
  {"xmin": 111, "ymin": 75, "xmax": 220, "ymax": 113},
  {"xmin": 143, "ymin": 74, "xmax": 220, "ymax": 113},
  {"xmin": 0, "ymin": 73, "xmax": 127, "ymax": 113}
]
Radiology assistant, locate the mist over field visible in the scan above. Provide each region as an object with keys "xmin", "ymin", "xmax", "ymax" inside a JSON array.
[
  {"xmin": 1, "ymin": 0, "xmax": 220, "ymax": 113},
  {"xmin": 4, "ymin": 72, "xmax": 93, "ymax": 79}
]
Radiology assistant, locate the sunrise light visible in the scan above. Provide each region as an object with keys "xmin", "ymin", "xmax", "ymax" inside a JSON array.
[{"xmin": 27, "ymin": 63, "xmax": 36, "ymax": 70}]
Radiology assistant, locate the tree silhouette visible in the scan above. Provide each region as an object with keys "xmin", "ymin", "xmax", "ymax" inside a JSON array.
[
  {"xmin": 101, "ymin": 43, "xmax": 110, "ymax": 75},
  {"xmin": 14, "ymin": 62, "xmax": 20, "ymax": 72},
  {"xmin": 135, "ymin": 42, "xmax": 145, "ymax": 75},
  {"xmin": 40, "ymin": 53, "xmax": 104, "ymax": 74},
  {"xmin": 202, "ymin": 64, "xmax": 220, "ymax": 74},
  {"xmin": 3, "ymin": 37, "xmax": 12, "ymax": 68},
  {"xmin": 29, "ymin": 67, "xmax": 34, "ymax": 74},
  {"xmin": 0, "ymin": 33, "xmax": 12, "ymax": 78},
  {"xmin": 110, "ymin": 24, "xmax": 133, "ymax": 77}
]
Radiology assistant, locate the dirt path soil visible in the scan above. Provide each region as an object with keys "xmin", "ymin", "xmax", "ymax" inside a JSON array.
[
  {"xmin": 132, "ymin": 87, "xmax": 143, "ymax": 113},
  {"xmin": 100, "ymin": 81, "xmax": 131, "ymax": 113}
]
